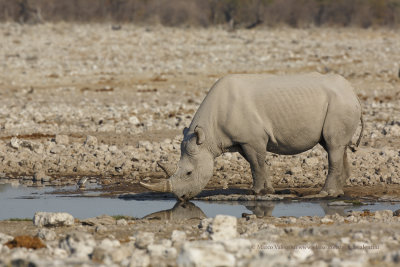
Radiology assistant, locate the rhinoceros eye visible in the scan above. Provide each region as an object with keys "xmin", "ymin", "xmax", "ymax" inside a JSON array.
[{"xmin": 186, "ymin": 171, "xmax": 192, "ymax": 176}]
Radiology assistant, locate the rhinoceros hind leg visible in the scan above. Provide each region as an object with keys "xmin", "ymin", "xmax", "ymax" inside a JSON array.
[
  {"xmin": 240, "ymin": 144, "xmax": 274, "ymax": 195},
  {"xmin": 320, "ymin": 145, "xmax": 346, "ymax": 197}
]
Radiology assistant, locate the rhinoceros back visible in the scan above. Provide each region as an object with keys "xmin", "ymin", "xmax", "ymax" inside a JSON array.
[{"xmin": 190, "ymin": 73, "xmax": 358, "ymax": 155}]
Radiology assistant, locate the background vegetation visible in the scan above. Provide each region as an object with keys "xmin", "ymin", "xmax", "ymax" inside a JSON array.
[{"xmin": 1, "ymin": 0, "xmax": 400, "ymax": 28}]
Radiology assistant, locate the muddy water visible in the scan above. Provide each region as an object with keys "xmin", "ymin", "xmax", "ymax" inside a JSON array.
[{"xmin": 1, "ymin": 183, "xmax": 400, "ymax": 220}]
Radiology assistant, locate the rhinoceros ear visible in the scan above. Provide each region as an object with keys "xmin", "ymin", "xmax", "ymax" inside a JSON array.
[
  {"xmin": 194, "ymin": 126, "xmax": 205, "ymax": 145},
  {"xmin": 183, "ymin": 127, "xmax": 189, "ymax": 136}
]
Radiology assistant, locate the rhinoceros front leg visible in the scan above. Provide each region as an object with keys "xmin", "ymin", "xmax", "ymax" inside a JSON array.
[{"xmin": 241, "ymin": 144, "xmax": 275, "ymax": 195}]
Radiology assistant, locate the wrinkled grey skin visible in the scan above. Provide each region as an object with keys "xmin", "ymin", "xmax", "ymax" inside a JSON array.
[{"xmin": 141, "ymin": 73, "xmax": 364, "ymax": 201}]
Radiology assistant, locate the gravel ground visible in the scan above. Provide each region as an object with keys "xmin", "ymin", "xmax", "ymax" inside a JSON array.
[
  {"xmin": 1, "ymin": 210, "xmax": 400, "ymax": 266},
  {"xmin": 0, "ymin": 23, "xmax": 400, "ymax": 266}
]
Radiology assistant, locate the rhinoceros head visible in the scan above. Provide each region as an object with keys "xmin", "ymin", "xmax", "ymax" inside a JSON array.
[{"xmin": 140, "ymin": 126, "xmax": 214, "ymax": 201}]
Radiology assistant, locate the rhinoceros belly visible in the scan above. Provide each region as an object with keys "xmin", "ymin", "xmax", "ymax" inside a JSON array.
[{"xmin": 261, "ymin": 86, "xmax": 328, "ymax": 155}]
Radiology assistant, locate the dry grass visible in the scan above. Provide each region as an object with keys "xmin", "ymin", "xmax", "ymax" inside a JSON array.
[{"xmin": 1, "ymin": 0, "xmax": 400, "ymax": 28}]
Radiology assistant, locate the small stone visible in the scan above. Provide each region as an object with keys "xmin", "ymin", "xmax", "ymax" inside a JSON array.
[
  {"xmin": 95, "ymin": 225, "xmax": 107, "ymax": 233},
  {"xmin": 129, "ymin": 249, "xmax": 150, "ymax": 267},
  {"xmin": 110, "ymin": 246, "xmax": 132, "ymax": 263},
  {"xmin": 304, "ymin": 157, "xmax": 319, "ymax": 167},
  {"xmin": 207, "ymin": 215, "xmax": 237, "ymax": 241},
  {"xmin": 0, "ymin": 233, "xmax": 13, "ymax": 244},
  {"xmin": 59, "ymin": 231, "xmax": 96, "ymax": 259},
  {"xmin": 393, "ymin": 209, "xmax": 400, "ymax": 217},
  {"xmin": 55, "ymin": 135, "xmax": 69, "ymax": 145},
  {"xmin": 147, "ymin": 244, "xmax": 177, "ymax": 259},
  {"xmin": 321, "ymin": 217, "xmax": 334, "ymax": 224},
  {"xmin": 99, "ymin": 238, "xmax": 120, "ymax": 249},
  {"xmin": 91, "ymin": 247, "xmax": 108, "ymax": 262},
  {"xmin": 374, "ymin": 210, "xmax": 393, "ymax": 220},
  {"xmin": 199, "ymin": 218, "xmax": 212, "ymax": 230},
  {"xmin": 83, "ymin": 215, "xmax": 116, "ymax": 226},
  {"xmin": 84, "ymin": 135, "xmax": 98, "ymax": 147},
  {"xmin": 10, "ymin": 137, "xmax": 20, "ymax": 149},
  {"xmin": 33, "ymin": 171, "xmax": 51, "ymax": 182},
  {"xmin": 129, "ymin": 116, "xmax": 140, "ymax": 125},
  {"xmin": 137, "ymin": 140, "xmax": 153, "ymax": 151},
  {"xmin": 293, "ymin": 247, "xmax": 314, "ymax": 261},
  {"xmin": 285, "ymin": 217, "xmax": 297, "ymax": 224},
  {"xmin": 177, "ymin": 241, "xmax": 235, "ymax": 267},
  {"xmin": 116, "ymin": 219, "xmax": 128, "ymax": 226},
  {"xmin": 36, "ymin": 228, "xmax": 56, "ymax": 241},
  {"xmin": 171, "ymin": 230, "xmax": 186, "ymax": 246},
  {"xmin": 33, "ymin": 212, "xmax": 74, "ymax": 227},
  {"xmin": 340, "ymin": 237, "xmax": 350, "ymax": 244},
  {"xmin": 353, "ymin": 232, "xmax": 364, "ymax": 240},
  {"xmin": 134, "ymin": 232, "xmax": 154, "ymax": 249}
]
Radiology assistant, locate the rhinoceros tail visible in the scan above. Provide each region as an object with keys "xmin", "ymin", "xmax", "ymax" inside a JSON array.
[
  {"xmin": 355, "ymin": 113, "xmax": 364, "ymax": 147},
  {"xmin": 349, "ymin": 113, "xmax": 364, "ymax": 152}
]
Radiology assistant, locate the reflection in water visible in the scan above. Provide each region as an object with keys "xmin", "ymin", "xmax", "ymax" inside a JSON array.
[
  {"xmin": 143, "ymin": 202, "xmax": 206, "ymax": 221},
  {"xmin": 244, "ymin": 202, "xmax": 275, "ymax": 217},
  {"xmin": 141, "ymin": 200, "xmax": 357, "ymax": 219}
]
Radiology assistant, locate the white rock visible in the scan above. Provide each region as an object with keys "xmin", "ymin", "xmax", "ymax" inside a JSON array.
[
  {"xmin": 207, "ymin": 215, "xmax": 237, "ymax": 241},
  {"xmin": 111, "ymin": 246, "xmax": 132, "ymax": 263},
  {"xmin": 321, "ymin": 217, "xmax": 334, "ymax": 224},
  {"xmin": 134, "ymin": 232, "xmax": 154, "ymax": 249},
  {"xmin": 59, "ymin": 231, "xmax": 96, "ymax": 259},
  {"xmin": 147, "ymin": 244, "xmax": 177, "ymax": 259},
  {"xmin": 129, "ymin": 116, "xmax": 140, "ymax": 125},
  {"xmin": 33, "ymin": 212, "xmax": 74, "ymax": 227},
  {"xmin": 177, "ymin": 241, "xmax": 235, "ymax": 267},
  {"xmin": 248, "ymin": 254, "xmax": 293, "ymax": 266},
  {"xmin": 374, "ymin": 210, "xmax": 393, "ymax": 220},
  {"xmin": 199, "ymin": 218, "xmax": 212, "ymax": 230},
  {"xmin": 99, "ymin": 238, "xmax": 121, "ymax": 249},
  {"xmin": 37, "ymin": 228, "xmax": 57, "ymax": 241},
  {"xmin": 340, "ymin": 237, "xmax": 350, "ymax": 245},
  {"xmin": 129, "ymin": 249, "xmax": 150, "ymax": 267},
  {"xmin": 304, "ymin": 157, "xmax": 319, "ymax": 167},
  {"xmin": 10, "ymin": 137, "xmax": 20, "ymax": 149},
  {"xmin": 116, "ymin": 219, "xmax": 128, "ymax": 226},
  {"xmin": 137, "ymin": 140, "xmax": 153, "ymax": 151},
  {"xmin": 161, "ymin": 239, "xmax": 172, "ymax": 247},
  {"xmin": 171, "ymin": 230, "xmax": 186, "ymax": 246},
  {"xmin": 84, "ymin": 135, "xmax": 98, "ymax": 147},
  {"xmin": 95, "ymin": 225, "xmax": 107, "ymax": 233},
  {"xmin": 0, "ymin": 232, "xmax": 13, "ymax": 244},
  {"xmin": 293, "ymin": 247, "xmax": 314, "ymax": 261},
  {"xmin": 49, "ymin": 247, "xmax": 69, "ymax": 258}
]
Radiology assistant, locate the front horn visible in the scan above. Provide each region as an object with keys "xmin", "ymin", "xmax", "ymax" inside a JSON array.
[
  {"xmin": 157, "ymin": 161, "xmax": 175, "ymax": 177},
  {"xmin": 140, "ymin": 179, "xmax": 173, "ymax": 193}
]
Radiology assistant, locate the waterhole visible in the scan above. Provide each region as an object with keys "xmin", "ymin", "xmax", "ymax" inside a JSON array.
[{"xmin": 1, "ymin": 182, "xmax": 400, "ymax": 220}]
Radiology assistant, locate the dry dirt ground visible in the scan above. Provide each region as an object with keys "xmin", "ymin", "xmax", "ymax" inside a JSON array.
[{"xmin": 0, "ymin": 23, "xmax": 400, "ymax": 266}]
